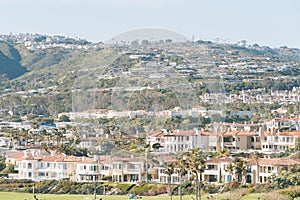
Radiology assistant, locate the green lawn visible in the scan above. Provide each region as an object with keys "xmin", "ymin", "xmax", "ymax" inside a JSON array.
[
  {"xmin": 0, "ymin": 192, "xmax": 191, "ymax": 200},
  {"xmin": 0, "ymin": 192, "xmax": 296, "ymax": 200}
]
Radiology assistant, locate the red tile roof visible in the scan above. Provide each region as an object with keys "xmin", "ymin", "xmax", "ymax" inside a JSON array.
[{"xmin": 247, "ymin": 158, "xmax": 300, "ymax": 166}]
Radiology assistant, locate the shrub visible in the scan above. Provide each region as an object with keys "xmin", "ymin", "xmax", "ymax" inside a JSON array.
[
  {"xmin": 203, "ymin": 184, "xmax": 219, "ymax": 194},
  {"xmin": 279, "ymin": 187, "xmax": 300, "ymax": 199},
  {"xmin": 263, "ymin": 192, "xmax": 291, "ymax": 200}
]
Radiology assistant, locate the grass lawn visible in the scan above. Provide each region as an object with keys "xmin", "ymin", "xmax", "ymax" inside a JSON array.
[{"xmin": 0, "ymin": 192, "xmax": 295, "ymax": 200}]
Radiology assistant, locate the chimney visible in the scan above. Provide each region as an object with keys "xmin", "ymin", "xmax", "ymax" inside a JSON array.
[
  {"xmin": 24, "ymin": 150, "xmax": 31, "ymax": 158},
  {"xmin": 94, "ymin": 155, "xmax": 99, "ymax": 162},
  {"xmin": 258, "ymin": 127, "xmax": 263, "ymax": 136},
  {"xmin": 51, "ymin": 151, "xmax": 56, "ymax": 156}
]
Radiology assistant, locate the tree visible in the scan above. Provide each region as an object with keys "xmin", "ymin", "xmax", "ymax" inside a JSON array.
[
  {"xmin": 177, "ymin": 159, "xmax": 188, "ymax": 200},
  {"xmin": 227, "ymin": 157, "xmax": 247, "ymax": 184},
  {"xmin": 182, "ymin": 148, "xmax": 206, "ymax": 200},
  {"xmin": 163, "ymin": 162, "xmax": 176, "ymax": 200},
  {"xmin": 58, "ymin": 114, "xmax": 70, "ymax": 122},
  {"xmin": 216, "ymin": 149, "xmax": 230, "ymax": 158},
  {"xmin": 295, "ymin": 137, "xmax": 300, "ymax": 151},
  {"xmin": 152, "ymin": 143, "xmax": 162, "ymax": 151},
  {"xmin": 0, "ymin": 155, "xmax": 6, "ymax": 171},
  {"xmin": 52, "ymin": 128, "xmax": 64, "ymax": 146},
  {"xmin": 251, "ymin": 151, "xmax": 260, "ymax": 184}
]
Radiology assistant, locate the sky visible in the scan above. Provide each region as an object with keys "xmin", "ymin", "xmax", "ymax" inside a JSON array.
[{"xmin": 0, "ymin": 0, "xmax": 299, "ymax": 48}]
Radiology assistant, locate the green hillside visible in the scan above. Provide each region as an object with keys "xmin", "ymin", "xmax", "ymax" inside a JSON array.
[{"xmin": 0, "ymin": 42, "xmax": 27, "ymax": 79}]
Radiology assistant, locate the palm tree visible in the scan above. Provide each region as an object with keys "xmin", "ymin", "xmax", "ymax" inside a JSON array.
[
  {"xmin": 70, "ymin": 126, "xmax": 81, "ymax": 147},
  {"xmin": 52, "ymin": 128, "xmax": 62, "ymax": 146},
  {"xmin": 227, "ymin": 157, "xmax": 247, "ymax": 184},
  {"xmin": 216, "ymin": 148, "xmax": 230, "ymax": 158},
  {"xmin": 251, "ymin": 151, "xmax": 260, "ymax": 184},
  {"xmin": 12, "ymin": 128, "xmax": 21, "ymax": 147},
  {"xmin": 226, "ymin": 162, "xmax": 236, "ymax": 181},
  {"xmin": 59, "ymin": 127, "xmax": 66, "ymax": 144},
  {"xmin": 163, "ymin": 162, "xmax": 175, "ymax": 200},
  {"xmin": 177, "ymin": 159, "xmax": 188, "ymax": 200},
  {"xmin": 182, "ymin": 148, "xmax": 206, "ymax": 200},
  {"xmin": 20, "ymin": 128, "xmax": 29, "ymax": 146}
]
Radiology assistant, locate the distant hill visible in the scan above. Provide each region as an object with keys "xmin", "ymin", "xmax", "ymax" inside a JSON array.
[
  {"xmin": 0, "ymin": 42, "xmax": 27, "ymax": 79},
  {"xmin": 106, "ymin": 28, "xmax": 190, "ymax": 44}
]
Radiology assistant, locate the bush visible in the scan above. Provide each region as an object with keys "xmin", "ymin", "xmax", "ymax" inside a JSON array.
[
  {"xmin": 203, "ymin": 184, "xmax": 219, "ymax": 194},
  {"xmin": 263, "ymin": 192, "xmax": 291, "ymax": 200},
  {"xmin": 279, "ymin": 187, "xmax": 300, "ymax": 199},
  {"xmin": 223, "ymin": 181, "xmax": 240, "ymax": 192},
  {"xmin": 115, "ymin": 183, "xmax": 135, "ymax": 192}
]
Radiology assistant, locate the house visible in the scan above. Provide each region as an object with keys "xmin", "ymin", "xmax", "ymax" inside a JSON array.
[
  {"xmin": 201, "ymin": 157, "xmax": 300, "ymax": 184},
  {"xmin": 198, "ymin": 131, "xmax": 221, "ymax": 151},
  {"xmin": 266, "ymin": 118, "xmax": 300, "ymax": 132},
  {"xmin": 7, "ymin": 149, "xmax": 79, "ymax": 181},
  {"xmin": 154, "ymin": 155, "xmax": 183, "ymax": 184},
  {"xmin": 76, "ymin": 156, "xmax": 112, "ymax": 182},
  {"xmin": 218, "ymin": 130, "xmax": 263, "ymax": 151},
  {"xmin": 202, "ymin": 157, "xmax": 234, "ymax": 183},
  {"xmin": 261, "ymin": 131, "xmax": 300, "ymax": 152},
  {"xmin": 147, "ymin": 129, "xmax": 201, "ymax": 153},
  {"xmin": 111, "ymin": 157, "xmax": 148, "ymax": 182},
  {"xmin": 246, "ymin": 158, "xmax": 300, "ymax": 183}
]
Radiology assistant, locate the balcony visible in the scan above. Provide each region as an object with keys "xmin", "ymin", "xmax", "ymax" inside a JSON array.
[
  {"xmin": 223, "ymin": 142, "xmax": 236, "ymax": 147},
  {"xmin": 76, "ymin": 170, "xmax": 99, "ymax": 175},
  {"xmin": 123, "ymin": 168, "xmax": 141, "ymax": 174}
]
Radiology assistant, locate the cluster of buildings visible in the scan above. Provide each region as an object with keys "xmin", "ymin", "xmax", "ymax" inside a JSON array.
[
  {"xmin": 201, "ymin": 87, "xmax": 300, "ymax": 105},
  {"xmin": 0, "ymin": 33, "xmax": 92, "ymax": 50},
  {"xmin": 147, "ymin": 118, "xmax": 300, "ymax": 153},
  {"xmin": 6, "ymin": 149, "xmax": 300, "ymax": 186}
]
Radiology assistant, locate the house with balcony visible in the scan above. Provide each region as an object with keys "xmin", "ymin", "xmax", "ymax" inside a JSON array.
[
  {"xmin": 147, "ymin": 129, "xmax": 201, "ymax": 153},
  {"xmin": 266, "ymin": 118, "xmax": 300, "ymax": 132},
  {"xmin": 111, "ymin": 157, "xmax": 148, "ymax": 182},
  {"xmin": 202, "ymin": 157, "xmax": 234, "ymax": 183},
  {"xmin": 219, "ymin": 130, "xmax": 263, "ymax": 151},
  {"xmin": 75, "ymin": 156, "xmax": 113, "ymax": 182},
  {"xmin": 246, "ymin": 158, "xmax": 300, "ymax": 184},
  {"xmin": 198, "ymin": 131, "xmax": 221, "ymax": 151},
  {"xmin": 155, "ymin": 166, "xmax": 181, "ymax": 184},
  {"xmin": 200, "ymin": 157, "xmax": 300, "ymax": 184},
  {"xmin": 261, "ymin": 131, "xmax": 300, "ymax": 152},
  {"xmin": 7, "ymin": 149, "xmax": 79, "ymax": 181}
]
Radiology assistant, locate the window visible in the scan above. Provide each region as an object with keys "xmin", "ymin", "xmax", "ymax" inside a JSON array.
[
  {"xmin": 38, "ymin": 172, "xmax": 45, "ymax": 176},
  {"xmin": 247, "ymin": 166, "xmax": 251, "ymax": 172},
  {"xmin": 28, "ymin": 163, "xmax": 32, "ymax": 169},
  {"xmin": 207, "ymin": 165, "xmax": 217, "ymax": 170},
  {"xmin": 47, "ymin": 163, "xmax": 50, "ymax": 168},
  {"xmin": 28, "ymin": 172, "xmax": 32, "ymax": 178}
]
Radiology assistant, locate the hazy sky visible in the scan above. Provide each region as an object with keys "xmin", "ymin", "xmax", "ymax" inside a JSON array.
[{"xmin": 0, "ymin": 0, "xmax": 299, "ymax": 47}]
